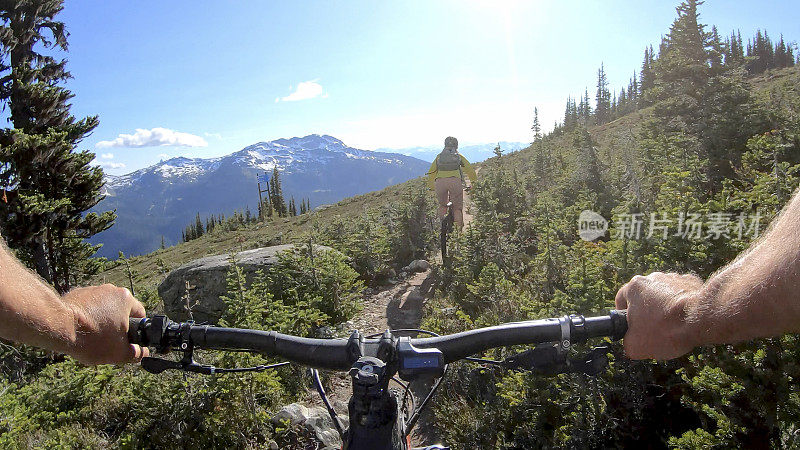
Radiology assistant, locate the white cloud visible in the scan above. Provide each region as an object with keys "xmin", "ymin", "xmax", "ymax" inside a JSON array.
[
  {"xmin": 98, "ymin": 161, "xmax": 126, "ymax": 169},
  {"xmin": 277, "ymin": 80, "xmax": 326, "ymax": 102},
  {"xmin": 100, "ymin": 153, "xmax": 114, "ymax": 159},
  {"xmin": 96, "ymin": 128, "xmax": 208, "ymax": 148},
  {"xmin": 204, "ymin": 132, "xmax": 222, "ymax": 140}
]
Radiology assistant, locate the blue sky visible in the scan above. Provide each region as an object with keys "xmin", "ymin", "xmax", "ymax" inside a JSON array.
[{"xmin": 50, "ymin": 1, "xmax": 800, "ymax": 174}]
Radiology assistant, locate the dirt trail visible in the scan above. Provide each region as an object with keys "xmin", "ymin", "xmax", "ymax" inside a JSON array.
[
  {"xmin": 303, "ymin": 173, "xmax": 480, "ymax": 446},
  {"xmin": 306, "ymin": 269, "xmax": 435, "ymax": 409}
]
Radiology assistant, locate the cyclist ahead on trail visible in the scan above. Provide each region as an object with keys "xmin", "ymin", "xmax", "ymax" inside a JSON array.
[{"xmin": 427, "ymin": 136, "xmax": 477, "ymax": 229}]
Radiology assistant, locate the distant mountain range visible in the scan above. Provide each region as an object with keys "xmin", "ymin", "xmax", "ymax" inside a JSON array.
[
  {"xmin": 377, "ymin": 141, "xmax": 529, "ymax": 163},
  {"xmin": 91, "ymin": 135, "xmax": 429, "ymax": 258}
]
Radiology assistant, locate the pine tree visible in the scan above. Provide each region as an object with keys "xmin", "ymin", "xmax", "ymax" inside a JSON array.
[
  {"xmin": 563, "ymin": 96, "xmax": 578, "ymax": 128},
  {"xmin": 651, "ymin": 0, "xmax": 715, "ymax": 117},
  {"xmin": 160, "ymin": 235, "xmax": 166, "ymax": 250},
  {"xmin": 0, "ymin": 0, "xmax": 115, "ymax": 292},
  {"xmin": 627, "ymin": 73, "xmax": 639, "ymax": 110},
  {"xmin": 580, "ymin": 88, "xmax": 592, "ymax": 122},
  {"xmin": 595, "ymin": 63, "xmax": 611, "ymax": 124},
  {"xmin": 640, "ymin": 45, "xmax": 656, "ymax": 105},
  {"xmin": 618, "ymin": 87, "xmax": 628, "ymax": 116},
  {"xmin": 493, "ymin": 144, "xmax": 503, "ymax": 158},
  {"xmin": 288, "ymin": 197, "xmax": 297, "ymax": 216},
  {"xmin": 194, "ymin": 212, "xmax": 204, "ymax": 238},
  {"xmin": 726, "ymin": 30, "xmax": 745, "ymax": 66},
  {"xmin": 269, "ymin": 168, "xmax": 287, "ymax": 217},
  {"xmin": 531, "ymin": 107, "xmax": 541, "ymax": 141}
]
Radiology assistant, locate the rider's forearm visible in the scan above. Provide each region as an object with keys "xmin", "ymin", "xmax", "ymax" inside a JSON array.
[
  {"xmin": 0, "ymin": 239, "xmax": 77, "ymax": 354},
  {"xmin": 684, "ymin": 189, "xmax": 800, "ymax": 347}
]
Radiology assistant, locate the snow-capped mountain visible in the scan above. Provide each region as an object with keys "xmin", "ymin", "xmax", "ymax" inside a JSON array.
[{"xmin": 91, "ymin": 135, "xmax": 429, "ymax": 258}]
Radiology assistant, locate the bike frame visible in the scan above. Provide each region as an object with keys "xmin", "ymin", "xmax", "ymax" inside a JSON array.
[{"xmin": 441, "ymin": 201, "xmax": 454, "ymax": 260}]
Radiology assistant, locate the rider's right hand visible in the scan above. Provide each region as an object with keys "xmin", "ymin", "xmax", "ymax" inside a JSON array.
[
  {"xmin": 62, "ymin": 285, "xmax": 150, "ymax": 365},
  {"xmin": 614, "ymin": 272, "xmax": 704, "ymax": 360}
]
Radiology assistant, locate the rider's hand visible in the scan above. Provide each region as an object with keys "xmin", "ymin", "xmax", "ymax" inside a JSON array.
[
  {"xmin": 62, "ymin": 285, "xmax": 149, "ymax": 365},
  {"xmin": 615, "ymin": 272, "xmax": 704, "ymax": 360}
]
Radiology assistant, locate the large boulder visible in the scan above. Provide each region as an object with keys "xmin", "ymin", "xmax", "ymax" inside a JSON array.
[
  {"xmin": 271, "ymin": 402, "xmax": 346, "ymax": 449},
  {"xmin": 158, "ymin": 244, "xmax": 332, "ymax": 323}
]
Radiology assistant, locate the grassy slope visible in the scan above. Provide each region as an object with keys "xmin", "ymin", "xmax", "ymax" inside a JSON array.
[
  {"xmin": 92, "ymin": 65, "xmax": 799, "ymax": 292},
  {"xmin": 91, "ymin": 177, "xmax": 433, "ymax": 289}
]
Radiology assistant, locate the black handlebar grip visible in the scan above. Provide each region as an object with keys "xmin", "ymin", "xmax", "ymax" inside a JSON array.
[
  {"xmin": 128, "ymin": 317, "xmax": 146, "ymax": 345},
  {"xmin": 609, "ymin": 310, "xmax": 628, "ymax": 340}
]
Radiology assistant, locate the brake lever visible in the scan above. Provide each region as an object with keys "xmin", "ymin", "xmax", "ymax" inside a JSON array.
[
  {"xmin": 141, "ymin": 357, "xmax": 182, "ymax": 374},
  {"xmin": 502, "ymin": 344, "xmax": 612, "ymax": 376},
  {"xmin": 141, "ymin": 356, "xmax": 219, "ymax": 375}
]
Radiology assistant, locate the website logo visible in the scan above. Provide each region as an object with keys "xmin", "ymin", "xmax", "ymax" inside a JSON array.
[{"xmin": 578, "ymin": 210, "xmax": 608, "ymax": 241}]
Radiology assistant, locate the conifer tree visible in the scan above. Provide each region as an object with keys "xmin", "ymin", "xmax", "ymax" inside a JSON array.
[
  {"xmin": 194, "ymin": 213, "xmax": 204, "ymax": 238},
  {"xmin": 618, "ymin": 88, "xmax": 628, "ymax": 116},
  {"xmin": 639, "ymin": 45, "xmax": 656, "ymax": 105},
  {"xmin": 595, "ymin": 63, "xmax": 611, "ymax": 124},
  {"xmin": 563, "ymin": 96, "xmax": 578, "ymax": 128},
  {"xmin": 651, "ymin": 0, "xmax": 715, "ymax": 118},
  {"xmin": 580, "ymin": 87, "xmax": 592, "ymax": 121},
  {"xmin": 160, "ymin": 235, "xmax": 166, "ymax": 250},
  {"xmin": 0, "ymin": 0, "xmax": 115, "ymax": 291},
  {"xmin": 531, "ymin": 107, "xmax": 541, "ymax": 141},
  {"xmin": 269, "ymin": 168, "xmax": 287, "ymax": 217}
]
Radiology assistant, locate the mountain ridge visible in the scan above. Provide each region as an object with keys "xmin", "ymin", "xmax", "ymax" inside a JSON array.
[{"xmin": 91, "ymin": 134, "xmax": 429, "ymax": 258}]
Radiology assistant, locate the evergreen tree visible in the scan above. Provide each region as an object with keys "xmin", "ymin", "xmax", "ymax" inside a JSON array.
[
  {"xmin": 580, "ymin": 87, "xmax": 592, "ymax": 121},
  {"xmin": 747, "ymin": 29, "xmax": 774, "ymax": 74},
  {"xmin": 269, "ymin": 168, "xmax": 287, "ymax": 217},
  {"xmin": 288, "ymin": 197, "xmax": 297, "ymax": 216},
  {"xmin": 595, "ymin": 63, "xmax": 611, "ymax": 124},
  {"xmin": 725, "ymin": 30, "xmax": 745, "ymax": 66},
  {"xmin": 640, "ymin": 45, "xmax": 656, "ymax": 105},
  {"xmin": 0, "ymin": 0, "xmax": 114, "ymax": 292},
  {"xmin": 563, "ymin": 96, "xmax": 578, "ymax": 128},
  {"xmin": 618, "ymin": 87, "xmax": 628, "ymax": 116},
  {"xmin": 651, "ymin": 0, "xmax": 715, "ymax": 120},
  {"xmin": 194, "ymin": 212, "xmax": 204, "ymax": 238},
  {"xmin": 627, "ymin": 73, "xmax": 638, "ymax": 111},
  {"xmin": 160, "ymin": 235, "xmax": 166, "ymax": 250},
  {"xmin": 531, "ymin": 107, "xmax": 541, "ymax": 141}
]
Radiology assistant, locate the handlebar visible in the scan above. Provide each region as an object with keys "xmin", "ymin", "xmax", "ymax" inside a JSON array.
[{"xmin": 129, "ymin": 311, "xmax": 626, "ymax": 371}]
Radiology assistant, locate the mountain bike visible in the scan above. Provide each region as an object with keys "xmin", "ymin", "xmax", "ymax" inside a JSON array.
[
  {"xmin": 129, "ymin": 310, "xmax": 626, "ymax": 449},
  {"xmin": 440, "ymin": 185, "xmax": 472, "ymax": 262},
  {"xmin": 440, "ymin": 201, "xmax": 454, "ymax": 261}
]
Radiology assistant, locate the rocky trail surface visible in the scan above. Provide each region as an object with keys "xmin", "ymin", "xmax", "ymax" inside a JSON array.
[{"xmin": 276, "ymin": 178, "xmax": 479, "ymax": 449}]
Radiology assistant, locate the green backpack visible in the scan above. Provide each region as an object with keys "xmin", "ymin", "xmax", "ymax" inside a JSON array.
[{"xmin": 436, "ymin": 149, "xmax": 462, "ymax": 172}]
